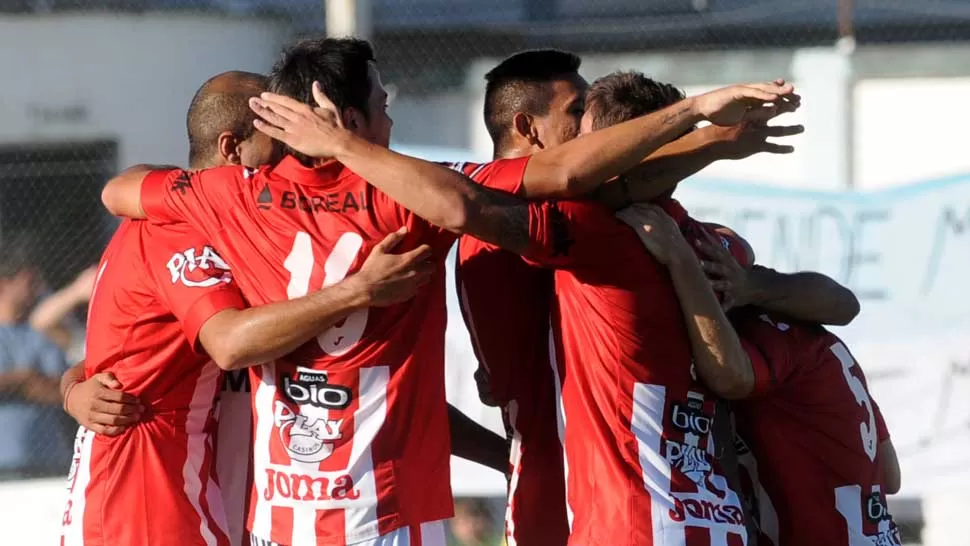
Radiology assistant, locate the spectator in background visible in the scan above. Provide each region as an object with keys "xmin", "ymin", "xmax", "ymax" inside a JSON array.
[
  {"xmin": 30, "ymin": 265, "xmax": 97, "ymax": 362},
  {"xmin": 449, "ymin": 499, "xmax": 503, "ymax": 546},
  {"xmin": 0, "ymin": 234, "xmax": 72, "ymax": 478}
]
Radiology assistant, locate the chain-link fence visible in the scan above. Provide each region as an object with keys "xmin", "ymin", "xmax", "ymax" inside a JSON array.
[{"xmin": 4, "ymin": 0, "xmax": 970, "ymax": 543}]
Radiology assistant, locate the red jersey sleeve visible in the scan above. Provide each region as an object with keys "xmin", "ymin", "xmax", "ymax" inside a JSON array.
[
  {"xmin": 141, "ymin": 167, "xmax": 245, "ymax": 229},
  {"xmin": 732, "ymin": 313, "xmax": 800, "ymax": 397},
  {"xmin": 144, "ymin": 224, "xmax": 246, "ymax": 349},
  {"xmin": 444, "ymin": 158, "xmax": 531, "ymax": 195}
]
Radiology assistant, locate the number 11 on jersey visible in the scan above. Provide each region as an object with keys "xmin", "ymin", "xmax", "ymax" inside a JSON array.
[{"xmin": 284, "ymin": 231, "xmax": 369, "ymax": 356}]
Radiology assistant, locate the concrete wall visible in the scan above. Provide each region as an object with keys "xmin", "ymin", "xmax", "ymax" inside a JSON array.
[{"xmin": 0, "ymin": 14, "xmax": 293, "ymax": 170}]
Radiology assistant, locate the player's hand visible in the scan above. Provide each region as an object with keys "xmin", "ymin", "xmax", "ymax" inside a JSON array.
[
  {"xmin": 250, "ymin": 81, "xmax": 349, "ymax": 159},
  {"xmin": 65, "ymin": 373, "xmax": 143, "ymax": 436},
  {"xmin": 696, "ymin": 228, "xmax": 751, "ymax": 312},
  {"xmin": 352, "ymin": 227, "xmax": 436, "ymax": 307},
  {"xmin": 615, "ymin": 204, "xmax": 694, "ymax": 266},
  {"xmin": 691, "ymin": 80, "xmax": 800, "ymax": 127},
  {"xmin": 706, "ymin": 109, "xmax": 804, "ymax": 159}
]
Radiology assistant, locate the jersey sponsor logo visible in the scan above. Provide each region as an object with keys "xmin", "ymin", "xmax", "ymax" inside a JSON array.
[
  {"xmin": 262, "ymin": 467, "xmax": 361, "ymax": 503},
  {"xmin": 283, "ymin": 371, "xmax": 353, "ymax": 409},
  {"xmin": 866, "ymin": 491, "xmax": 890, "ymax": 523},
  {"xmin": 665, "ymin": 439, "xmax": 715, "ymax": 489},
  {"xmin": 166, "ymin": 246, "xmax": 233, "ymax": 288},
  {"xmin": 668, "ymin": 495, "xmax": 745, "ymax": 526},
  {"xmin": 274, "ymin": 370, "xmax": 351, "ymax": 463},
  {"xmin": 671, "ymin": 400, "xmax": 712, "ymax": 438},
  {"xmin": 280, "ymin": 190, "xmax": 369, "ymax": 214}
]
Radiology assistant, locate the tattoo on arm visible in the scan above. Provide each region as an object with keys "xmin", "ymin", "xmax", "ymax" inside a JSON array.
[
  {"xmin": 468, "ymin": 185, "xmax": 531, "ymax": 254},
  {"xmin": 662, "ymin": 105, "xmax": 693, "ymax": 126}
]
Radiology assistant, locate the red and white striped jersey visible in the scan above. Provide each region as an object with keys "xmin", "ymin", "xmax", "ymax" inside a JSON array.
[
  {"xmin": 521, "ymin": 199, "xmax": 748, "ymax": 546},
  {"xmin": 136, "ymin": 156, "xmax": 531, "ymax": 545},
  {"xmin": 61, "ymin": 219, "xmax": 246, "ymax": 546},
  {"xmin": 216, "ymin": 369, "xmax": 256, "ymax": 546},
  {"xmin": 730, "ymin": 310, "xmax": 901, "ymax": 546},
  {"xmin": 456, "ymin": 189, "xmax": 568, "ymax": 546}
]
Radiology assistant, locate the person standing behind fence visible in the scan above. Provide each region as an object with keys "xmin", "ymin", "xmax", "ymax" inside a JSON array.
[{"xmin": 0, "ymin": 233, "xmax": 72, "ymax": 478}]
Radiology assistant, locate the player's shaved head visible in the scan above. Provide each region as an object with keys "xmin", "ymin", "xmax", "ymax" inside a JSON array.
[
  {"xmin": 186, "ymin": 71, "xmax": 268, "ymax": 168},
  {"xmin": 484, "ymin": 49, "xmax": 582, "ymax": 150},
  {"xmin": 585, "ymin": 71, "xmax": 686, "ymax": 130}
]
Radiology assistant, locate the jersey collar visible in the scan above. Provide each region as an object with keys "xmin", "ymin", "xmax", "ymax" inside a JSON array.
[{"xmin": 270, "ymin": 155, "xmax": 352, "ymax": 187}]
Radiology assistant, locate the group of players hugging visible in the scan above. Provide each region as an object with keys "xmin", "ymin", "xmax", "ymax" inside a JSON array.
[{"xmin": 56, "ymin": 34, "xmax": 900, "ymax": 546}]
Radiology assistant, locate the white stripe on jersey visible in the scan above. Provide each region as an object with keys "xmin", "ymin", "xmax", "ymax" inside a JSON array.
[
  {"xmin": 467, "ymin": 164, "xmax": 489, "ymax": 181},
  {"xmin": 61, "ymin": 426, "xmax": 95, "ymax": 546},
  {"xmin": 632, "ymin": 383, "xmax": 680, "ymax": 540},
  {"xmin": 546, "ymin": 325, "xmax": 572, "ymax": 531},
  {"xmin": 183, "ymin": 362, "xmax": 226, "ymax": 546},
  {"xmin": 342, "ymin": 365, "xmax": 390, "ymax": 543},
  {"xmin": 251, "ymin": 363, "xmax": 278, "ymax": 540},
  {"xmin": 632, "ymin": 384, "xmax": 748, "ymax": 546},
  {"xmin": 504, "ymin": 400, "xmax": 522, "ymax": 546}
]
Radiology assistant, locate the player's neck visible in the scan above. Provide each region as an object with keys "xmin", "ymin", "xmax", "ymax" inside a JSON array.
[{"xmin": 493, "ymin": 144, "xmax": 534, "ymax": 161}]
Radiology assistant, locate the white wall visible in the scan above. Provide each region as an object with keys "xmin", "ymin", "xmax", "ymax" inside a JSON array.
[{"xmin": 0, "ymin": 14, "xmax": 293, "ymax": 169}]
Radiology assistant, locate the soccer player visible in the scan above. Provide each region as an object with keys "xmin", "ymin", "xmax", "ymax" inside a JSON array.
[
  {"xmin": 587, "ymin": 72, "xmax": 900, "ymax": 544},
  {"xmin": 63, "ymin": 70, "xmax": 509, "ymax": 546},
  {"xmin": 99, "ymin": 37, "xmax": 797, "ymax": 545},
  {"xmin": 456, "ymin": 50, "xmax": 804, "ymax": 546},
  {"xmin": 60, "ymin": 71, "xmax": 436, "ymax": 546},
  {"xmin": 618, "ymin": 204, "xmax": 901, "ymax": 546}
]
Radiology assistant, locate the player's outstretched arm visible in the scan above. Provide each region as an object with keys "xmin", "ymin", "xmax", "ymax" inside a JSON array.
[
  {"xmin": 593, "ymin": 117, "xmax": 804, "ymax": 210},
  {"xmin": 197, "ymin": 228, "xmax": 435, "ymax": 370},
  {"xmin": 617, "ymin": 204, "xmax": 754, "ymax": 399},
  {"xmin": 518, "ymin": 81, "xmax": 800, "ymax": 200},
  {"xmin": 448, "ymin": 404, "xmax": 509, "ymax": 475},
  {"xmin": 61, "ymin": 361, "xmax": 144, "ymax": 436},
  {"xmin": 250, "ymin": 85, "xmax": 535, "ymax": 254},
  {"xmin": 102, "ymin": 164, "xmax": 180, "ymax": 219},
  {"xmin": 697, "ymin": 225, "xmax": 861, "ymax": 326}
]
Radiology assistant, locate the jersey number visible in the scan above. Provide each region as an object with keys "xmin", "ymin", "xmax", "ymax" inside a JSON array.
[
  {"xmin": 284, "ymin": 231, "xmax": 368, "ymax": 356},
  {"xmin": 831, "ymin": 341, "xmax": 878, "ymax": 462}
]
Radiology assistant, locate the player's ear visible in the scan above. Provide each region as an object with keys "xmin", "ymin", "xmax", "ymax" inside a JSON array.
[
  {"xmin": 512, "ymin": 112, "xmax": 538, "ymax": 144},
  {"xmin": 343, "ymin": 108, "xmax": 362, "ymax": 133},
  {"xmin": 217, "ymin": 131, "xmax": 242, "ymax": 166}
]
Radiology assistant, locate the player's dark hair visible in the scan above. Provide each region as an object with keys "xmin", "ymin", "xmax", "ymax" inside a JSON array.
[
  {"xmin": 186, "ymin": 71, "xmax": 268, "ymax": 169},
  {"xmin": 586, "ymin": 71, "xmax": 686, "ymax": 130},
  {"xmin": 484, "ymin": 49, "xmax": 582, "ymax": 150},
  {"xmin": 0, "ymin": 233, "xmax": 37, "ymax": 279},
  {"xmin": 269, "ymin": 37, "xmax": 376, "ymax": 165}
]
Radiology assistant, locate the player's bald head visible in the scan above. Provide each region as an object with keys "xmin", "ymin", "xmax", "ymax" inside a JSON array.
[{"xmin": 186, "ymin": 71, "xmax": 268, "ymax": 169}]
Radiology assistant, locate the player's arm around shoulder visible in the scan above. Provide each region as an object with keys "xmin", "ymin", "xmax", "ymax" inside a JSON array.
[
  {"xmin": 699, "ymin": 223, "xmax": 861, "ymax": 326},
  {"xmin": 617, "ymin": 205, "xmax": 754, "ymax": 399},
  {"xmin": 102, "ymin": 164, "xmax": 182, "ymax": 219},
  {"xmin": 196, "ymin": 227, "xmax": 435, "ymax": 371}
]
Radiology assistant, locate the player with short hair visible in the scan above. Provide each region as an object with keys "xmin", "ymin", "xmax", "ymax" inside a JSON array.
[
  {"xmin": 458, "ymin": 49, "xmax": 805, "ymax": 546},
  {"xmin": 100, "ymin": 37, "xmax": 798, "ymax": 545},
  {"xmin": 588, "ymin": 71, "xmax": 900, "ymax": 545},
  {"xmin": 60, "ymin": 70, "xmax": 435, "ymax": 546}
]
